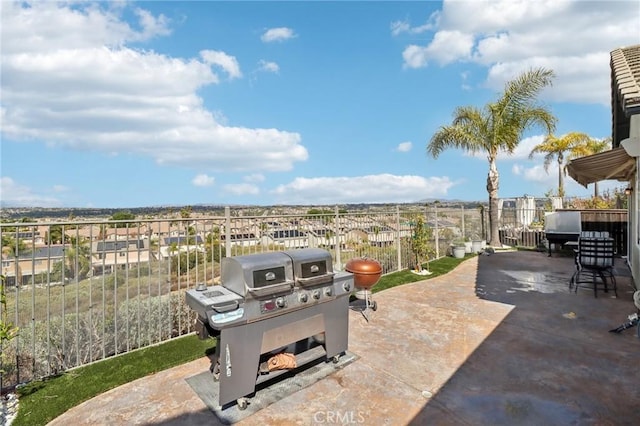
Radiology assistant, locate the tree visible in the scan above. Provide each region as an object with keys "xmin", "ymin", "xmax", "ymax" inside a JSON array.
[
  {"xmin": 47, "ymin": 225, "xmax": 69, "ymax": 244},
  {"xmin": 65, "ymin": 242, "xmax": 92, "ymax": 281},
  {"xmin": 180, "ymin": 206, "xmax": 192, "ymax": 219},
  {"xmin": 411, "ymin": 216, "xmax": 434, "ymax": 273},
  {"xmin": 2, "ymin": 234, "xmax": 27, "ymax": 256},
  {"xmin": 205, "ymin": 228, "xmax": 225, "ymax": 263},
  {"xmin": 568, "ymin": 137, "xmax": 611, "ymax": 197},
  {"xmin": 110, "ymin": 211, "xmax": 136, "ymax": 228},
  {"xmin": 529, "ymin": 132, "xmax": 592, "ymax": 198},
  {"xmin": 427, "ymin": 67, "xmax": 556, "ymax": 247}
]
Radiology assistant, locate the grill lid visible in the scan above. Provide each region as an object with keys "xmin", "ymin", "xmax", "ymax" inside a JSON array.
[
  {"xmin": 221, "ymin": 252, "xmax": 294, "ymax": 298},
  {"xmin": 284, "ymin": 248, "xmax": 335, "ymax": 288}
]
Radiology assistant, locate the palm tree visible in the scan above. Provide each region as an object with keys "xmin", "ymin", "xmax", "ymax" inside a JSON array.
[
  {"xmin": 427, "ymin": 68, "xmax": 557, "ymax": 247},
  {"xmin": 529, "ymin": 132, "xmax": 592, "ymax": 198},
  {"xmin": 65, "ymin": 241, "xmax": 92, "ymax": 280},
  {"xmin": 568, "ymin": 137, "xmax": 611, "ymax": 197}
]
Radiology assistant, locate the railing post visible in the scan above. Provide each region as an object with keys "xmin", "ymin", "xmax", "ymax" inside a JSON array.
[
  {"xmin": 224, "ymin": 206, "xmax": 232, "ymax": 257},
  {"xmin": 396, "ymin": 205, "xmax": 402, "ymax": 271},
  {"xmin": 334, "ymin": 205, "xmax": 341, "ymax": 269},
  {"xmin": 433, "ymin": 204, "xmax": 439, "ymax": 259},
  {"xmin": 461, "ymin": 205, "xmax": 465, "ymax": 239}
]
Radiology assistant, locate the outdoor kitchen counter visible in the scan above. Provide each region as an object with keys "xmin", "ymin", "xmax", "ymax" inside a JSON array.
[{"xmin": 47, "ymin": 252, "xmax": 639, "ymax": 425}]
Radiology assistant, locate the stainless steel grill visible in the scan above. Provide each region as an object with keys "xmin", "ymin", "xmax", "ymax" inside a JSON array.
[{"xmin": 186, "ymin": 248, "xmax": 353, "ymax": 410}]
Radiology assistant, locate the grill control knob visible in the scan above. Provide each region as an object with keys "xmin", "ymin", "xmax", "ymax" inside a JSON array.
[
  {"xmin": 324, "ymin": 287, "xmax": 333, "ymax": 296},
  {"xmin": 275, "ymin": 297, "xmax": 286, "ymax": 308},
  {"xmin": 312, "ymin": 290, "xmax": 321, "ymax": 300},
  {"xmin": 299, "ymin": 293, "xmax": 308, "ymax": 303},
  {"xmin": 343, "ymin": 282, "xmax": 351, "ymax": 292}
]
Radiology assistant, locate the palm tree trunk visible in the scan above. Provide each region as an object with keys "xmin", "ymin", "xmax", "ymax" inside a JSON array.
[
  {"xmin": 486, "ymin": 159, "xmax": 501, "ymax": 247},
  {"xmin": 594, "ymin": 182, "xmax": 599, "ymax": 198}
]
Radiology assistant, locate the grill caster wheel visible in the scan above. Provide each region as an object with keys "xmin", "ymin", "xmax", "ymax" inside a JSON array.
[
  {"xmin": 372, "ymin": 301, "xmax": 378, "ymax": 311},
  {"xmin": 237, "ymin": 398, "xmax": 248, "ymax": 410},
  {"xmin": 332, "ymin": 355, "xmax": 340, "ymax": 364},
  {"xmin": 211, "ymin": 362, "xmax": 220, "ymax": 382}
]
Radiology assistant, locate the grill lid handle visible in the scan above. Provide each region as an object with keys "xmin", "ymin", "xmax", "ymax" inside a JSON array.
[
  {"xmin": 245, "ymin": 280, "xmax": 294, "ymax": 297},
  {"xmin": 211, "ymin": 300, "xmax": 239, "ymax": 313},
  {"xmin": 296, "ymin": 272, "xmax": 335, "ymax": 287}
]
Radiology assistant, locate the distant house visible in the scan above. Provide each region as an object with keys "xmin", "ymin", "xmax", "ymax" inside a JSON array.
[
  {"xmin": 220, "ymin": 232, "xmax": 259, "ymax": 247},
  {"xmin": 140, "ymin": 221, "xmax": 172, "ymax": 241},
  {"xmin": 158, "ymin": 235, "xmax": 205, "ymax": 259},
  {"xmin": 307, "ymin": 228, "xmax": 340, "ymax": 249},
  {"xmin": 363, "ymin": 225, "xmax": 395, "ymax": 247},
  {"xmin": 91, "ymin": 239, "xmax": 152, "ymax": 275},
  {"xmin": 163, "ymin": 236, "xmax": 204, "ymax": 246},
  {"xmin": 261, "ymin": 229, "xmax": 309, "ymax": 249},
  {"xmin": 1, "ymin": 245, "xmax": 65, "ymax": 286}
]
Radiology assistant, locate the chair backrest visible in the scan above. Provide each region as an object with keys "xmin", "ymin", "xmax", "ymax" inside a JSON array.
[
  {"xmin": 580, "ymin": 231, "xmax": 610, "ymax": 238},
  {"xmin": 578, "ymin": 237, "xmax": 614, "ymax": 268}
]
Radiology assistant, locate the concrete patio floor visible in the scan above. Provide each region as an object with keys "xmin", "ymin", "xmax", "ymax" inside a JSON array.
[{"xmin": 48, "ymin": 250, "xmax": 639, "ymax": 425}]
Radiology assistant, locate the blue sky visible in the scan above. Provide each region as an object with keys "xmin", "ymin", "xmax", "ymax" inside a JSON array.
[{"xmin": 1, "ymin": 0, "xmax": 639, "ymax": 208}]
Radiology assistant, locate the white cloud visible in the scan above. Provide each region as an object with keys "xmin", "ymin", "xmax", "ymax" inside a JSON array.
[
  {"xmin": 502, "ymin": 135, "xmax": 546, "ymax": 161},
  {"xmin": 403, "ymin": 31, "xmax": 474, "ymax": 68},
  {"xmin": 271, "ymin": 174, "xmax": 455, "ymax": 204},
  {"xmin": 460, "ymin": 71, "xmax": 473, "ymax": 91},
  {"xmin": 192, "ymin": 174, "xmax": 215, "ymax": 187},
  {"xmin": 200, "ymin": 50, "xmax": 242, "ymax": 79},
  {"xmin": 396, "ymin": 141, "xmax": 412, "ymax": 152},
  {"xmin": 258, "ymin": 60, "xmax": 279, "ymax": 73},
  {"xmin": 511, "ymin": 163, "xmax": 624, "ymax": 197},
  {"xmin": 0, "ymin": 2, "xmax": 307, "ymax": 173},
  {"xmin": 400, "ymin": 0, "xmax": 640, "ymax": 104},
  {"xmin": 0, "ymin": 1, "xmax": 171, "ymax": 55},
  {"xmin": 390, "ymin": 13, "xmax": 439, "ymax": 36},
  {"xmin": 0, "ymin": 177, "xmax": 62, "ymax": 207},
  {"xmin": 390, "ymin": 20, "xmax": 411, "ymax": 37},
  {"xmin": 133, "ymin": 8, "xmax": 172, "ymax": 40},
  {"xmin": 465, "ymin": 134, "xmax": 545, "ymax": 161},
  {"xmin": 261, "ymin": 27, "xmax": 296, "ymax": 43},
  {"xmin": 512, "ymin": 163, "xmax": 554, "ymax": 184},
  {"xmin": 224, "ymin": 183, "xmax": 260, "ymax": 195}
]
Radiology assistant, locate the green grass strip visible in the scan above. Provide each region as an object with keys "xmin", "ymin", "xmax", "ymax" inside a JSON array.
[
  {"xmin": 13, "ymin": 254, "xmax": 473, "ymax": 425},
  {"xmin": 373, "ymin": 253, "xmax": 473, "ymax": 293}
]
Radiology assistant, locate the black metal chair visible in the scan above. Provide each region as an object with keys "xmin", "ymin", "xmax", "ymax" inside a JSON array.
[
  {"xmin": 570, "ymin": 236, "xmax": 617, "ymax": 297},
  {"xmin": 569, "ymin": 231, "xmax": 608, "ymax": 291}
]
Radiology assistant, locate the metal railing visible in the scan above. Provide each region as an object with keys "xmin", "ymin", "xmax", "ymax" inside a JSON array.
[{"xmin": 0, "ymin": 205, "xmax": 484, "ymax": 390}]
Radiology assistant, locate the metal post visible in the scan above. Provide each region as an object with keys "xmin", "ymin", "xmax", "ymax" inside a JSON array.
[
  {"xmin": 434, "ymin": 204, "xmax": 439, "ymax": 259},
  {"xmin": 334, "ymin": 205, "xmax": 341, "ymax": 269},
  {"xmin": 225, "ymin": 206, "xmax": 232, "ymax": 258},
  {"xmin": 396, "ymin": 205, "xmax": 402, "ymax": 271}
]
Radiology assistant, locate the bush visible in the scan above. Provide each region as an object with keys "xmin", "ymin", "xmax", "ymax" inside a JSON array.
[{"xmin": 0, "ymin": 289, "xmax": 196, "ymax": 390}]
